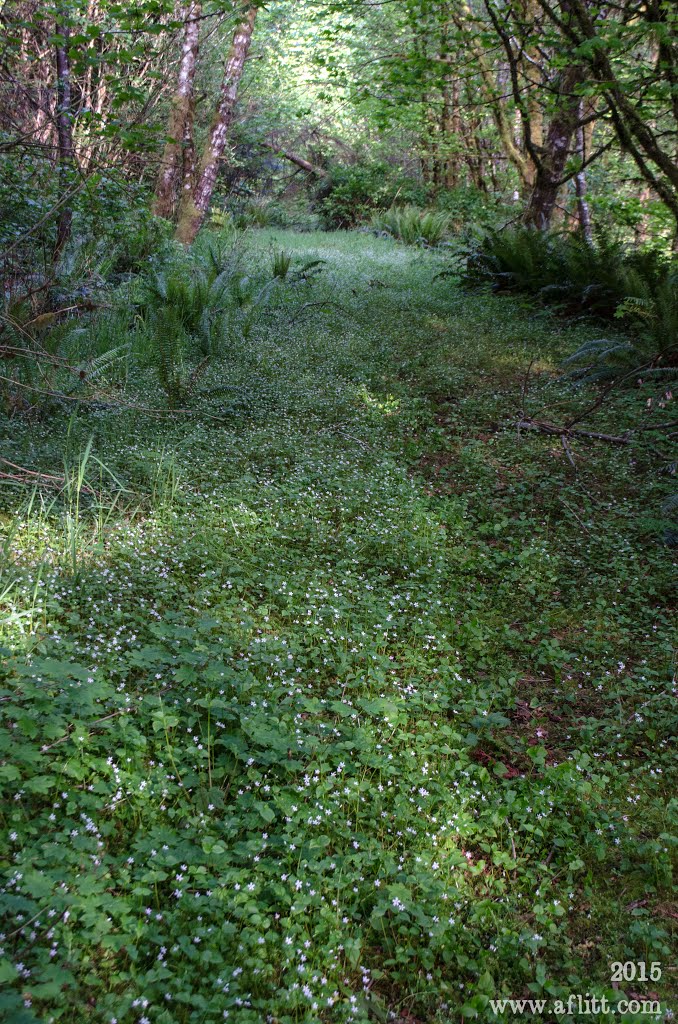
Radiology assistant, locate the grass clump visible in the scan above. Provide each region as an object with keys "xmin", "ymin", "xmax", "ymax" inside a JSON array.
[{"xmin": 372, "ymin": 205, "xmax": 450, "ymax": 246}]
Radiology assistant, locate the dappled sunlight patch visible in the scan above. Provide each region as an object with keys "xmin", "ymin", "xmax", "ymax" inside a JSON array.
[{"xmin": 355, "ymin": 385, "xmax": 401, "ymax": 418}]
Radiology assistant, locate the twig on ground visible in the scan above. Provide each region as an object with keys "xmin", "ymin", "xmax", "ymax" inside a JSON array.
[
  {"xmin": 519, "ymin": 357, "xmax": 535, "ymax": 420},
  {"xmin": 516, "ymin": 417, "xmax": 629, "ymax": 444},
  {"xmin": 325, "ymin": 428, "xmax": 371, "ymax": 449},
  {"xmin": 564, "ymin": 360, "xmax": 656, "ymax": 429},
  {"xmin": 632, "ymin": 419, "xmax": 678, "ymax": 433},
  {"xmin": 560, "ymin": 433, "xmax": 577, "ymax": 468},
  {"xmin": 0, "ymin": 457, "xmax": 97, "ymax": 494},
  {"xmin": 290, "ymin": 300, "xmax": 350, "ymax": 324},
  {"xmin": 559, "ymin": 497, "xmax": 591, "ymax": 533}
]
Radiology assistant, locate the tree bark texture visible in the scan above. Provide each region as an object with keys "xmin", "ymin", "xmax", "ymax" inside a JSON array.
[
  {"xmin": 524, "ymin": 64, "xmax": 584, "ymax": 229},
  {"xmin": 175, "ymin": 5, "xmax": 257, "ymax": 245},
  {"xmin": 153, "ymin": 1, "xmax": 201, "ymax": 219},
  {"xmin": 574, "ymin": 116, "xmax": 593, "ymax": 242}
]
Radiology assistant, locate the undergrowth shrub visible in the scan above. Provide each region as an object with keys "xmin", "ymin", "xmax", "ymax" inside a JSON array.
[
  {"xmin": 271, "ymin": 248, "xmax": 292, "ymax": 279},
  {"xmin": 134, "ymin": 240, "xmax": 282, "ymax": 405},
  {"xmin": 268, "ymin": 197, "xmax": 319, "ymax": 231},
  {"xmin": 135, "ymin": 248, "xmax": 233, "ymax": 403},
  {"xmin": 0, "ymin": 301, "xmax": 131, "ymax": 415},
  {"xmin": 371, "ymin": 206, "xmax": 450, "ymax": 246},
  {"xmin": 462, "ymin": 227, "xmax": 677, "ymax": 528},
  {"xmin": 435, "ymin": 184, "xmax": 509, "ymax": 231},
  {"xmin": 463, "ymin": 228, "xmax": 677, "ymax": 375},
  {"xmin": 462, "ymin": 227, "xmax": 673, "ymax": 321},
  {"xmin": 217, "ymin": 199, "xmax": 279, "ymax": 230},
  {"xmin": 315, "ymin": 162, "xmax": 428, "ymax": 229},
  {"xmin": 106, "ymin": 211, "xmax": 174, "ymax": 276},
  {"xmin": 566, "ymin": 263, "xmax": 678, "ymax": 382},
  {"xmin": 269, "ymin": 248, "xmax": 326, "ymax": 284}
]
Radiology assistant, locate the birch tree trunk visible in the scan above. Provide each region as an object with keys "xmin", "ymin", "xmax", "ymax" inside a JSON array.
[
  {"xmin": 153, "ymin": 0, "xmax": 201, "ymax": 220},
  {"xmin": 175, "ymin": 5, "xmax": 257, "ymax": 245}
]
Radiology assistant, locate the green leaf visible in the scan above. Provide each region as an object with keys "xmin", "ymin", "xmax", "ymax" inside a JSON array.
[
  {"xmin": 255, "ymin": 801, "xmax": 275, "ymax": 823},
  {"xmin": 0, "ymin": 959, "xmax": 18, "ymax": 984}
]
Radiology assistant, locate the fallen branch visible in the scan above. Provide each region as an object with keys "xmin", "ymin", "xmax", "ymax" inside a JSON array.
[
  {"xmin": 0, "ymin": 457, "xmax": 97, "ymax": 494},
  {"xmin": 290, "ymin": 300, "xmax": 350, "ymax": 324},
  {"xmin": 563, "ymin": 359, "xmax": 657, "ymax": 429},
  {"xmin": 560, "ymin": 433, "xmax": 577, "ymax": 467},
  {"xmin": 519, "ymin": 357, "xmax": 535, "ymax": 419},
  {"xmin": 262, "ymin": 143, "xmax": 327, "ymax": 177},
  {"xmin": 516, "ymin": 417, "xmax": 630, "ymax": 444},
  {"xmin": 632, "ymin": 419, "xmax": 678, "ymax": 433}
]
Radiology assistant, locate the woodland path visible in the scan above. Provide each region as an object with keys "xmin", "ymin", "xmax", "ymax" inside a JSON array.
[{"xmin": 0, "ymin": 229, "xmax": 675, "ymax": 1023}]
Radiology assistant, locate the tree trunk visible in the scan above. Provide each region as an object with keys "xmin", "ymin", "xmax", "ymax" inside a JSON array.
[
  {"xmin": 175, "ymin": 5, "xmax": 257, "ymax": 245},
  {"xmin": 524, "ymin": 64, "xmax": 583, "ymax": 229},
  {"xmin": 462, "ymin": 0, "xmax": 532, "ymax": 189},
  {"xmin": 153, "ymin": 1, "xmax": 201, "ymax": 220},
  {"xmin": 458, "ymin": 111, "xmax": 487, "ymax": 192},
  {"xmin": 634, "ymin": 183, "xmax": 652, "ymax": 246},
  {"xmin": 520, "ymin": 0, "xmax": 544, "ymax": 191},
  {"xmin": 442, "ymin": 78, "xmax": 461, "ymax": 189},
  {"xmin": 180, "ymin": 108, "xmax": 197, "ymax": 198},
  {"xmin": 539, "ymin": 0, "xmax": 678, "ymax": 227},
  {"xmin": 574, "ymin": 118, "xmax": 593, "ymax": 242},
  {"xmin": 54, "ymin": 12, "xmax": 76, "ymax": 259}
]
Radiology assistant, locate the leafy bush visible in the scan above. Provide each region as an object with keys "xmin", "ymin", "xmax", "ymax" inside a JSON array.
[
  {"xmin": 315, "ymin": 162, "xmax": 428, "ymax": 229},
  {"xmin": 269, "ymin": 197, "xmax": 320, "ymax": 232},
  {"xmin": 0, "ymin": 147, "xmax": 61, "ymax": 276},
  {"xmin": 371, "ymin": 206, "xmax": 450, "ymax": 246},
  {"xmin": 566, "ymin": 263, "xmax": 678, "ymax": 382},
  {"xmin": 107, "ymin": 210, "xmax": 174, "ymax": 276},
  {"xmin": 435, "ymin": 184, "xmax": 509, "ymax": 231}
]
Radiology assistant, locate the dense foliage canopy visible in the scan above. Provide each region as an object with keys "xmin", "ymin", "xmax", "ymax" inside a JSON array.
[{"xmin": 1, "ymin": 0, "xmax": 677, "ymax": 256}]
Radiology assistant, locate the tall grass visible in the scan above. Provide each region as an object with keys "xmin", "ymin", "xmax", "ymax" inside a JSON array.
[{"xmin": 0, "ymin": 435, "xmax": 128, "ymax": 646}]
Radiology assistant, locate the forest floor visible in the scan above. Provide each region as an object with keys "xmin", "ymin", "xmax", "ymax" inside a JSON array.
[{"xmin": 0, "ymin": 230, "xmax": 676, "ymax": 1023}]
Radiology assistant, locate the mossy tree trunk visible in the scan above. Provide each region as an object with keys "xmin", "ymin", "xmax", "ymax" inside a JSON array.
[
  {"xmin": 175, "ymin": 5, "xmax": 257, "ymax": 246},
  {"xmin": 153, "ymin": 0, "xmax": 201, "ymax": 220},
  {"xmin": 524, "ymin": 64, "xmax": 583, "ymax": 230}
]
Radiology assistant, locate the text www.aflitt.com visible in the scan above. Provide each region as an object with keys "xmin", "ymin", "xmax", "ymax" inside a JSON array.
[{"xmin": 490, "ymin": 995, "xmax": 664, "ymax": 1017}]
